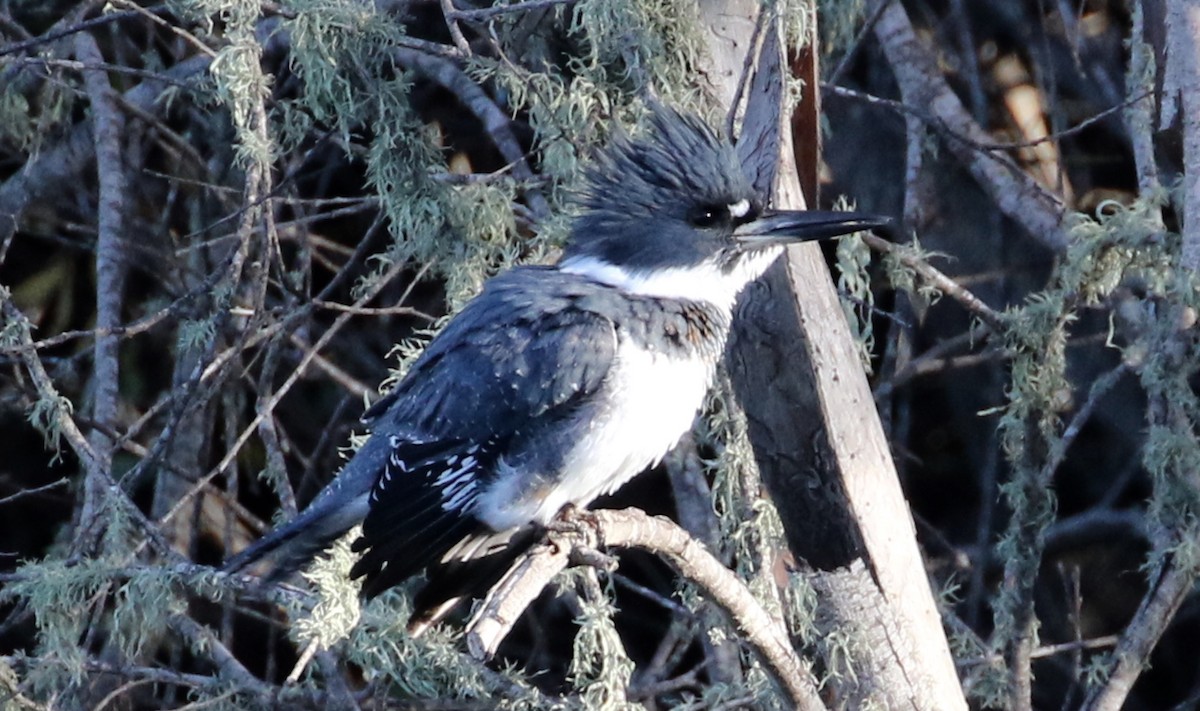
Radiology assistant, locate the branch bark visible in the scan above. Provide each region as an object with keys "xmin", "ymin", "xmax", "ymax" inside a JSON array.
[
  {"xmin": 1165, "ymin": 0, "xmax": 1200, "ymax": 270},
  {"xmin": 73, "ymin": 31, "xmax": 128, "ymax": 553},
  {"xmin": 464, "ymin": 509, "xmax": 825, "ymax": 710}
]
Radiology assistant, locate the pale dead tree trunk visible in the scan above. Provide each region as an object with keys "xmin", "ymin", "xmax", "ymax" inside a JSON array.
[{"xmin": 697, "ymin": 2, "xmax": 967, "ymax": 708}]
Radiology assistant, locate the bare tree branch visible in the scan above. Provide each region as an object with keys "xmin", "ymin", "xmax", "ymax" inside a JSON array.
[
  {"xmin": 73, "ymin": 30, "xmax": 129, "ymax": 554},
  {"xmin": 862, "ymin": 233, "xmax": 1006, "ymax": 332},
  {"xmin": 465, "ymin": 508, "xmax": 825, "ymax": 710},
  {"xmin": 0, "ymin": 55, "xmax": 211, "ymax": 252},
  {"xmin": 1081, "ymin": 553, "xmax": 1195, "ymax": 711},
  {"xmin": 867, "ymin": 0, "xmax": 1067, "ymax": 251}
]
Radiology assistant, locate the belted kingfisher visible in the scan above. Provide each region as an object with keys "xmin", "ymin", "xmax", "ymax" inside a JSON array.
[{"xmin": 224, "ymin": 106, "xmax": 886, "ymax": 631}]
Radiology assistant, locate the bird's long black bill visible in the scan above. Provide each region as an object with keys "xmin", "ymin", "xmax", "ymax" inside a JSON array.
[{"xmin": 733, "ymin": 210, "xmax": 892, "ymax": 250}]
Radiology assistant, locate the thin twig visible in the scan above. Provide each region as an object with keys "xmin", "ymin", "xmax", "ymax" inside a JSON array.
[
  {"xmin": 0, "ymin": 7, "xmax": 143, "ymax": 58},
  {"xmin": 1, "ymin": 654, "xmax": 219, "ymax": 697},
  {"xmin": 0, "ymin": 300, "xmax": 177, "ymax": 354},
  {"xmin": 285, "ymin": 331, "xmax": 372, "ymax": 400},
  {"xmin": 1039, "ymin": 363, "xmax": 1129, "ymax": 482},
  {"xmin": 824, "ymin": 83, "xmax": 1154, "ymax": 154},
  {"xmin": 875, "ymin": 324, "xmax": 993, "ymax": 400},
  {"xmin": 0, "ymin": 297, "xmax": 98, "ymax": 472},
  {"xmin": 826, "ymin": 0, "xmax": 891, "ymax": 86},
  {"xmin": 106, "ymin": 0, "xmax": 217, "ymax": 57},
  {"xmin": 0, "ymin": 478, "xmax": 69, "ymax": 506},
  {"xmin": 312, "ymin": 299, "xmax": 437, "ymax": 321},
  {"xmin": 956, "ymin": 634, "xmax": 1119, "ymax": 668},
  {"xmin": 447, "ymin": 0, "xmax": 579, "ymax": 21},
  {"xmin": 0, "ymin": 56, "xmax": 204, "ymax": 86},
  {"xmin": 439, "ymin": 0, "xmax": 472, "ymax": 54},
  {"xmin": 862, "ymin": 233, "xmax": 1006, "ymax": 332},
  {"xmin": 148, "ymin": 259, "xmax": 409, "ymax": 538},
  {"xmin": 286, "ymin": 638, "xmax": 320, "ymax": 684}
]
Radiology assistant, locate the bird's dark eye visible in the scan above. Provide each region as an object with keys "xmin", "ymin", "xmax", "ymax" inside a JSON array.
[{"xmin": 690, "ymin": 205, "xmax": 726, "ymax": 228}]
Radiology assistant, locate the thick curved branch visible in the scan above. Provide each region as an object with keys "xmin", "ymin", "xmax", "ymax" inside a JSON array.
[{"xmin": 465, "ymin": 508, "xmax": 825, "ymax": 711}]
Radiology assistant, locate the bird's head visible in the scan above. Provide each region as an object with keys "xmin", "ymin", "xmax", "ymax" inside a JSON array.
[{"xmin": 560, "ymin": 107, "xmax": 889, "ymax": 308}]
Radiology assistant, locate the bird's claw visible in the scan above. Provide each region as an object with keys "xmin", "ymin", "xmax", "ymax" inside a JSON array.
[
  {"xmin": 570, "ymin": 544, "xmax": 618, "ymax": 572},
  {"xmin": 547, "ymin": 503, "xmax": 600, "ymax": 534},
  {"xmin": 546, "ymin": 505, "xmax": 613, "ymax": 570}
]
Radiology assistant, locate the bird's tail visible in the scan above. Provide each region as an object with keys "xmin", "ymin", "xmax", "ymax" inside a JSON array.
[
  {"xmin": 221, "ymin": 434, "xmax": 388, "ymax": 580},
  {"xmin": 221, "ymin": 490, "xmax": 370, "ymax": 581}
]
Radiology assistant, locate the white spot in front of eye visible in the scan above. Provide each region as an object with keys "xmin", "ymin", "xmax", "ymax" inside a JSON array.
[{"xmin": 729, "ymin": 199, "xmax": 750, "ymax": 218}]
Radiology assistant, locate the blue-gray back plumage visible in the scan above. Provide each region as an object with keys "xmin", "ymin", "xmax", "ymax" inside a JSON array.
[
  {"xmin": 363, "ymin": 268, "xmax": 620, "ymax": 441},
  {"xmin": 223, "ymin": 268, "xmax": 613, "ymax": 577}
]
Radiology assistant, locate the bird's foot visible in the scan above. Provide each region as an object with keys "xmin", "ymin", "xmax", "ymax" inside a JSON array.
[
  {"xmin": 546, "ymin": 503, "xmax": 600, "ymax": 534},
  {"xmin": 545, "ymin": 504, "xmax": 608, "ymax": 561},
  {"xmin": 570, "ymin": 544, "xmax": 618, "ymax": 572}
]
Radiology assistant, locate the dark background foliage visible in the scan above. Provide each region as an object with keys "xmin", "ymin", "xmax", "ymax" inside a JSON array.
[{"xmin": 2, "ymin": 0, "xmax": 1195, "ymax": 709}]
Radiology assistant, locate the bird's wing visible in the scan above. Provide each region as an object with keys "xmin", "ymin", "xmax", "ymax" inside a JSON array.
[
  {"xmin": 363, "ymin": 268, "xmax": 618, "ymax": 440},
  {"xmin": 223, "ymin": 269, "xmax": 616, "ymax": 591},
  {"xmin": 348, "ymin": 269, "xmax": 619, "ymax": 598}
]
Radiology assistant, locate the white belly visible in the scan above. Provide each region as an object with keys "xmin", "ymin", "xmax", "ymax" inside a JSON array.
[{"xmin": 478, "ymin": 340, "xmax": 714, "ymax": 529}]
